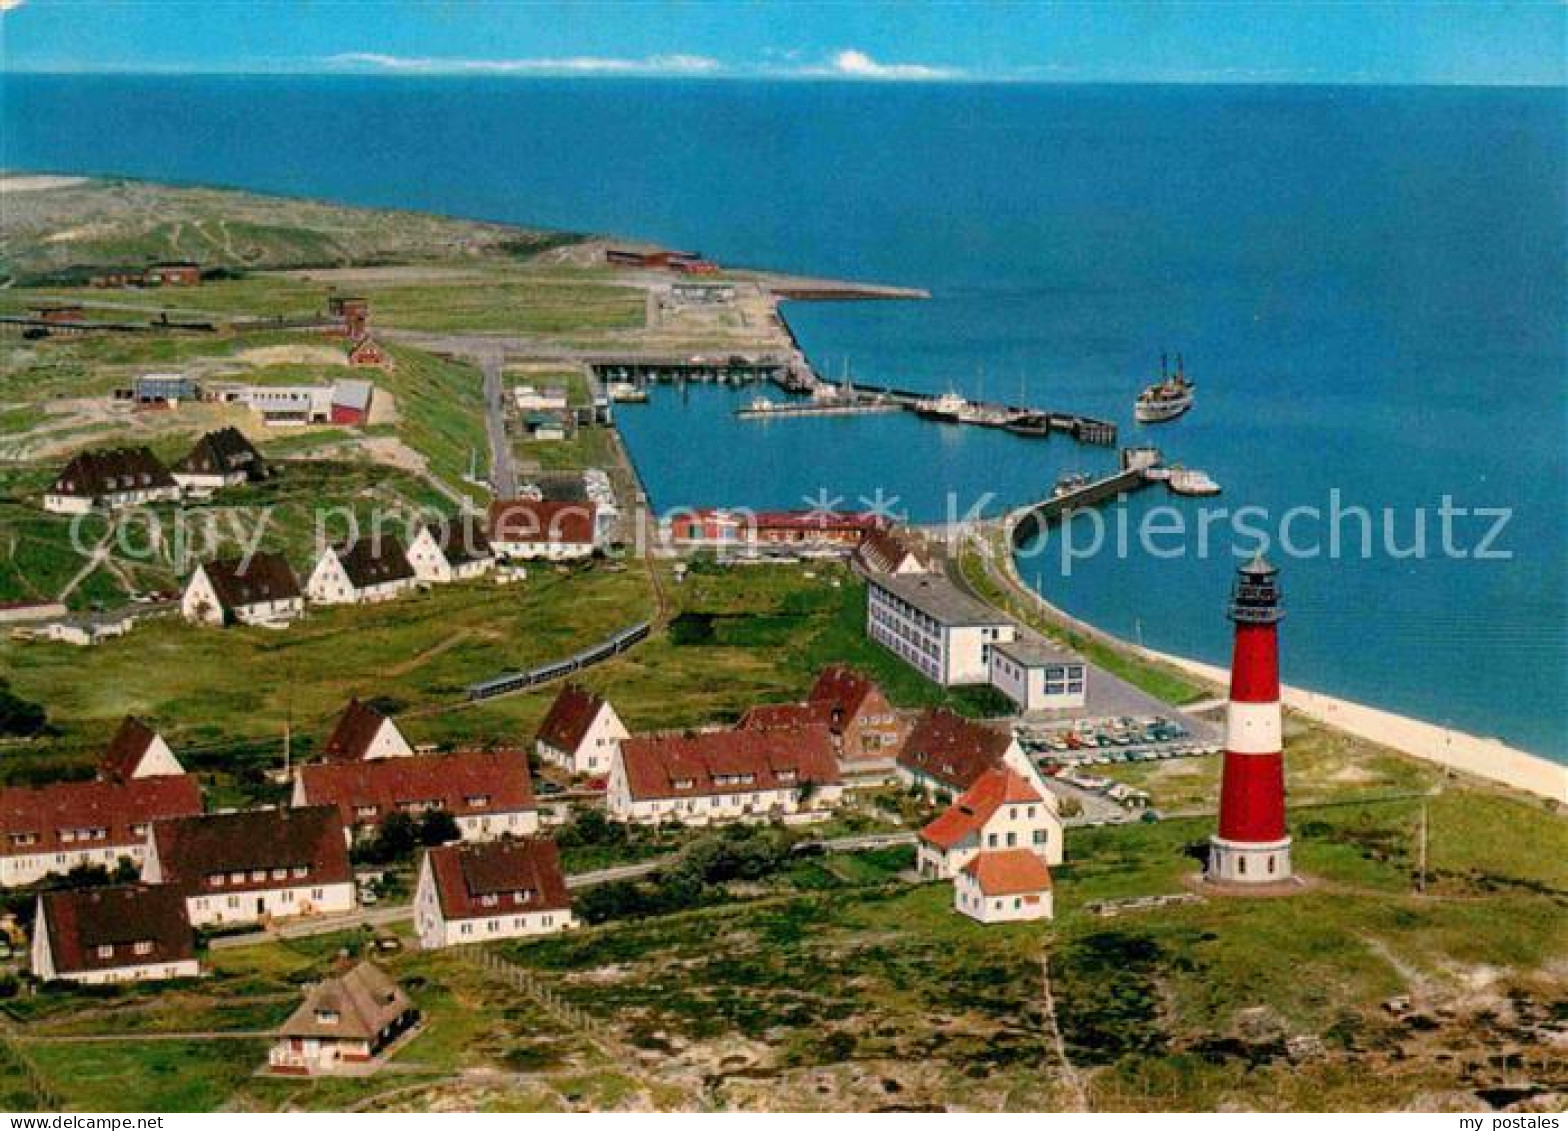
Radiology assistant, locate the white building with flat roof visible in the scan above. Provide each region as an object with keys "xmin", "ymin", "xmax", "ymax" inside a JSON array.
[
  {"xmin": 865, "ymin": 573, "xmax": 1016, "ymax": 686},
  {"xmin": 989, "ymin": 636, "xmax": 1088, "ymax": 712}
]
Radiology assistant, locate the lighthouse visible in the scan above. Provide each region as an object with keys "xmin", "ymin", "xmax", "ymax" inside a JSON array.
[{"xmin": 1207, "ymin": 554, "xmax": 1292, "ymax": 885}]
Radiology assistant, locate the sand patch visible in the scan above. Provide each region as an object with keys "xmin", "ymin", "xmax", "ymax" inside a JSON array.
[{"xmin": 236, "ymin": 344, "xmax": 350, "ymax": 368}]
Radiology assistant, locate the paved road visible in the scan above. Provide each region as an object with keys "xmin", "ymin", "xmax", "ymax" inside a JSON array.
[
  {"xmin": 479, "ymin": 350, "xmax": 516, "ymax": 499},
  {"xmin": 208, "ymin": 832, "xmax": 922, "ymax": 949}
]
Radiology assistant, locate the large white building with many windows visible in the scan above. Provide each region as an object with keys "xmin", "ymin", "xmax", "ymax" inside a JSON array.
[{"xmin": 865, "ymin": 572, "xmax": 1016, "ymax": 686}]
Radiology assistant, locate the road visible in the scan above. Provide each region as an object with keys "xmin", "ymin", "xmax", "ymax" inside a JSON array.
[
  {"xmin": 479, "ymin": 350, "xmax": 516, "ymax": 499},
  {"xmin": 207, "ymin": 831, "xmax": 920, "ymax": 950}
]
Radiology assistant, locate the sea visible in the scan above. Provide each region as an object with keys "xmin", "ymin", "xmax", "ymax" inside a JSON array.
[{"xmin": 3, "ymin": 76, "xmax": 1563, "ymax": 760}]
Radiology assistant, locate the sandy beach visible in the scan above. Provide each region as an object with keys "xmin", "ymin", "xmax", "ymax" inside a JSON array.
[
  {"xmin": 994, "ymin": 542, "xmax": 1567, "ymax": 804},
  {"xmin": 1139, "ymin": 647, "xmax": 1567, "ymax": 804}
]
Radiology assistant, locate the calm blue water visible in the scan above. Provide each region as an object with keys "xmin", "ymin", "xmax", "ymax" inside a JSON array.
[{"xmin": 4, "ymin": 76, "xmax": 1563, "ymax": 759}]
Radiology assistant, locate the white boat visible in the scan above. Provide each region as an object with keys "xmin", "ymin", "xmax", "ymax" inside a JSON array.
[
  {"xmin": 747, "ymin": 396, "xmax": 776, "ymax": 413},
  {"xmin": 1135, "ymin": 353, "xmax": 1196, "ymax": 423},
  {"xmin": 914, "ymin": 390, "xmax": 967, "ymax": 421},
  {"xmin": 1168, "ymin": 467, "xmax": 1221, "ymax": 496}
]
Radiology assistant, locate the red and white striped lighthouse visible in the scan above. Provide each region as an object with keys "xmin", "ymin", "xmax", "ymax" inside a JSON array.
[{"xmin": 1207, "ymin": 554, "xmax": 1292, "ymax": 885}]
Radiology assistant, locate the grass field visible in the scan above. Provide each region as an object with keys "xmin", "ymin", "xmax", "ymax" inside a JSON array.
[{"xmin": 0, "ymin": 177, "xmax": 575, "ymax": 284}]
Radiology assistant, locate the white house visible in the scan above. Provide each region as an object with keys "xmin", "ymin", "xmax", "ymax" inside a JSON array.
[
  {"xmin": 414, "ymin": 838, "xmax": 574, "ymax": 950},
  {"xmin": 405, "ymin": 523, "xmax": 494, "ymax": 584},
  {"xmin": 0, "ymin": 775, "xmax": 203, "ymax": 888},
  {"xmin": 988, "ymin": 636, "xmax": 1088, "ymax": 713},
  {"xmin": 954, "ymin": 849, "xmax": 1054, "ymax": 924},
  {"xmin": 294, "ymin": 748, "xmax": 538, "ymax": 842},
  {"xmin": 31, "ymin": 884, "xmax": 199, "ymax": 985},
  {"xmin": 917, "ymin": 764, "xmax": 1063, "ymax": 879},
  {"xmin": 181, "ymin": 552, "xmax": 303, "ymax": 627},
  {"xmin": 142, "ymin": 806, "xmax": 356, "ymax": 928},
  {"xmin": 319, "ymin": 698, "xmax": 414, "ymax": 763},
  {"xmin": 43, "ymin": 447, "xmax": 181, "ymax": 515},
  {"xmin": 306, "ymin": 536, "xmax": 416, "ymax": 605},
  {"xmin": 607, "ymin": 725, "xmax": 844, "ymax": 826},
  {"xmin": 535, "ymin": 684, "xmax": 628, "ymax": 777},
  {"xmin": 98, "ymin": 715, "xmax": 185, "ymax": 782},
  {"xmin": 865, "ymin": 573, "xmax": 1016, "ymax": 686},
  {"xmin": 488, "ymin": 499, "xmax": 600, "ymax": 561}
]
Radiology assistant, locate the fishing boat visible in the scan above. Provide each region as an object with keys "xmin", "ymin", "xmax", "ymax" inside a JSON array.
[{"xmin": 1134, "ymin": 353, "xmax": 1196, "ymax": 424}]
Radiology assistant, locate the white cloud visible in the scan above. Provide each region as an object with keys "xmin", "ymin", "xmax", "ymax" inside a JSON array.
[
  {"xmin": 0, "ymin": 0, "xmax": 27, "ymax": 12},
  {"xmin": 824, "ymin": 49, "xmax": 958, "ymax": 81},
  {"xmin": 327, "ymin": 52, "xmax": 722, "ymax": 76}
]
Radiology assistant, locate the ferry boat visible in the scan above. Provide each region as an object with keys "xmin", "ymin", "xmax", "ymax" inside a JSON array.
[
  {"xmin": 914, "ymin": 390, "xmax": 967, "ymax": 422},
  {"xmin": 1167, "ymin": 467, "xmax": 1221, "ymax": 496},
  {"xmin": 1134, "ymin": 353, "xmax": 1196, "ymax": 424},
  {"xmin": 746, "ymin": 395, "xmax": 777, "ymax": 413}
]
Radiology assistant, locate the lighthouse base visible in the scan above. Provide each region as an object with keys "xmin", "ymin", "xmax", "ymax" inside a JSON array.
[{"xmin": 1206, "ymin": 836, "xmax": 1292, "ymax": 886}]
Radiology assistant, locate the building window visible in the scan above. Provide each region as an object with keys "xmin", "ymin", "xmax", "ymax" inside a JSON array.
[{"xmin": 96, "ymin": 944, "xmax": 114, "ymax": 959}]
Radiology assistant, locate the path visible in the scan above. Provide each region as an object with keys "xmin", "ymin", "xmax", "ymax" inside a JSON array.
[
  {"xmin": 1039, "ymin": 952, "xmax": 1090, "ymax": 1111},
  {"xmin": 478, "ymin": 350, "xmax": 517, "ymax": 498},
  {"xmin": 55, "ymin": 517, "xmax": 115, "ymax": 602},
  {"xmin": 210, "ymin": 833, "xmax": 920, "ymax": 949}
]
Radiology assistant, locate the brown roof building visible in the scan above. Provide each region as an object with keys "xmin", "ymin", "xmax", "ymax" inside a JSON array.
[
  {"xmin": 144, "ymin": 806, "xmax": 356, "ymax": 927},
  {"xmin": 182, "ymin": 552, "xmax": 303, "ymax": 627},
  {"xmin": 294, "ymin": 748, "xmax": 538, "ymax": 841},
  {"xmin": 306, "ymin": 536, "xmax": 416, "ymax": 605},
  {"xmin": 488, "ymin": 498, "xmax": 599, "ymax": 559},
  {"xmin": 808, "ymin": 664, "xmax": 910, "ymax": 761},
  {"xmin": 172, "ymin": 426, "xmax": 269, "ymax": 489},
  {"xmin": 415, "ymin": 837, "xmax": 573, "ymax": 949},
  {"xmin": 31, "ymin": 883, "xmax": 199, "ymax": 984},
  {"xmin": 43, "ymin": 447, "xmax": 180, "ymax": 514},
  {"xmin": 608, "ymin": 725, "xmax": 844, "ymax": 825},
  {"xmin": 0, "ymin": 775, "xmax": 203, "ymax": 888},
  {"xmin": 99, "ymin": 716, "xmax": 185, "ymax": 783},
  {"xmin": 270, "ymin": 962, "xmax": 419, "ymax": 1075},
  {"xmin": 897, "ymin": 709, "xmax": 1020, "ymax": 796},
  {"xmin": 534, "ymin": 685, "xmax": 629, "ymax": 777},
  {"xmin": 320, "ymin": 698, "xmax": 414, "ymax": 764}
]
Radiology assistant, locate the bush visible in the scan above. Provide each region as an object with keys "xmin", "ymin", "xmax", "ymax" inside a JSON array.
[{"xmin": 0, "ymin": 679, "xmax": 48, "ymax": 738}]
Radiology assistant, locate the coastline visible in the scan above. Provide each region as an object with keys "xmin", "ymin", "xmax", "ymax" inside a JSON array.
[{"xmin": 993, "ymin": 541, "xmax": 1568, "ymax": 805}]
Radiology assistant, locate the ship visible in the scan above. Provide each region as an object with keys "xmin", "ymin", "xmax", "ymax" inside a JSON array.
[
  {"xmin": 913, "ymin": 389, "xmax": 967, "ymax": 422},
  {"xmin": 1167, "ymin": 467, "xmax": 1221, "ymax": 496},
  {"xmin": 1134, "ymin": 353, "xmax": 1196, "ymax": 424}
]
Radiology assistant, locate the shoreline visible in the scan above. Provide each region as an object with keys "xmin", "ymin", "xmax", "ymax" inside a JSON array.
[{"xmin": 992, "ymin": 540, "xmax": 1567, "ymax": 805}]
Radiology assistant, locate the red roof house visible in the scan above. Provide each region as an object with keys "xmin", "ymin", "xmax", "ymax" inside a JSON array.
[
  {"xmin": 488, "ymin": 499, "xmax": 600, "ymax": 560},
  {"xmin": 897, "ymin": 709, "xmax": 1023, "ymax": 797},
  {"xmin": 609, "ymin": 724, "xmax": 843, "ymax": 825},
  {"xmin": 955, "ymin": 849, "xmax": 1054, "ymax": 924},
  {"xmin": 414, "ymin": 837, "xmax": 574, "ymax": 949},
  {"xmin": 31, "ymin": 883, "xmax": 198, "ymax": 984},
  {"xmin": 0, "ymin": 775, "xmax": 203, "ymax": 888},
  {"xmin": 535, "ymin": 685, "xmax": 628, "ymax": 777},
  {"xmin": 320, "ymin": 699, "xmax": 414, "ymax": 764},
  {"xmin": 294, "ymin": 749, "xmax": 538, "ymax": 841},
  {"xmin": 144, "ymin": 806, "xmax": 356, "ymax": 927}
]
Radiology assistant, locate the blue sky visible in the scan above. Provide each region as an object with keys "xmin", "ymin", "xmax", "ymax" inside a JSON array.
[{"xmin": 1, "ymin": 1, "xmax": 1563, "ymax": 86}]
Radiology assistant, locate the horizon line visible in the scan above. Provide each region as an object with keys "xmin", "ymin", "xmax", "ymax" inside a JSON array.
[{"xmin": 4, "ymin": 68, "xmax": 1564, "ymax": 90}]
